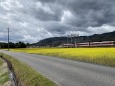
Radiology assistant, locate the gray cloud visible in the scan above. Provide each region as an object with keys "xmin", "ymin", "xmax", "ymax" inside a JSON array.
[
  {"xmin": 29, "ymin": 1, "xmax": 63, "ymax": 21},
  {"xmin": 64, "ymin": 0, "xmax": 115, "ymax": 27},
  {"xmin": 36, "ymin": 0, "xmax": 57, "ymax": 3},
  {"xmin": 0, "ymin": 0, "xmax": 115, "ymax": 43}
]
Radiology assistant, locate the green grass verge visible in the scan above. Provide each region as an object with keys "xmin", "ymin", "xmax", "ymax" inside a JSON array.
[
  {"xmin": 0, "ymin": 59, "xmax": 9, "ymax": 85},
  {"xmin": 0, "ymin": 59, "xmax": 3, "ymax": 66},
  {"xmin": 0, "ymin": 72, "xmax": 9, "ymax": 85},
  {"xmin": 0, "ymin": 53, "xmax": 57, "ymax": 86}
]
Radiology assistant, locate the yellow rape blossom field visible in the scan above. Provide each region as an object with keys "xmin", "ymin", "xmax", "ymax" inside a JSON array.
[{"xmin": 12, "ymin": 48, "xmax": 115, "ymax": 67}]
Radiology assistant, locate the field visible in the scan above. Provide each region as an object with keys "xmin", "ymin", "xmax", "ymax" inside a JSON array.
[{"xmin": 12, "ymin": 48, "xmax": 115, "ymax": 67}]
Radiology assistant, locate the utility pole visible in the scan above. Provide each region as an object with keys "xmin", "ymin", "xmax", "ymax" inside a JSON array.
[
  {"xmin": 67, "ymin": 35, "xmax": 70, "ymax": 44},
  {"xmin": 72, "ymin": 33, "xmax": 79, "ymax": 47},
  {"xmin": 66, "ymin": 36, "xmax": 68, "ymax": 44},
  {"xmin": 71, "ymin": 34, "xmax": 73, "ymax": 44},
  {"xmin": 7, "ymin": 28, "xmax": 9, "ymax": 51}
]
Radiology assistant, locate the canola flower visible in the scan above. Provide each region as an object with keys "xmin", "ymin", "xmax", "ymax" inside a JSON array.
[{"xmin": 12, "ymin": 48, "xmax": 115, "ymax": 67}]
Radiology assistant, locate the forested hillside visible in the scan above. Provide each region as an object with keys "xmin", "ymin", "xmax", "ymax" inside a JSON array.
[{"xmin": 35, "ymin": 31, "xmax": 115, "ymax": 47}]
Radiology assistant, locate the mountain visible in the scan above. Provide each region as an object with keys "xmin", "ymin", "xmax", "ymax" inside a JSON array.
[{"xmin": 34, "ymin": 31, "xmax": 115, "ymax": 47}]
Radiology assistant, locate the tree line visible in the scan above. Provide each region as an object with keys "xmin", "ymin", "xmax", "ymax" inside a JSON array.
[{"xmin": 0, "ymin": 41, "xmax": 30, "ymax": 49}]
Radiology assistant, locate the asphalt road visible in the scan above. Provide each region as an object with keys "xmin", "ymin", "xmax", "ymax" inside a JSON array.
[{"xmin": 1, "ymin": 50, "xmax": 115, "ymax": 86}]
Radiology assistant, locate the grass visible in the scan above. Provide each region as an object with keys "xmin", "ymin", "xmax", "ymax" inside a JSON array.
[
  {"xmin": 0, "ymin": 53, "xmax": 57, "ymax": 86},
  {"xmin": 0, "ymin": 58, "xmax": 9, "ymax": 85},
  {"xmin": 0, "ymin": 72, "xmax": 9, "ymax": 85},
  {"xmin": 12, "ymin": 48, "xmax": 115, "ymax": 67},
  {"xmin": 0, "ymin": 58, "xmax": 3, "ymax": 66}
]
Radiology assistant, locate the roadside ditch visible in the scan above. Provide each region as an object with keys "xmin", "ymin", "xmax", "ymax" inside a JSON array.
[{"xmin": 0, "ymin": 55, "xmax": 18, "ymax": 86}]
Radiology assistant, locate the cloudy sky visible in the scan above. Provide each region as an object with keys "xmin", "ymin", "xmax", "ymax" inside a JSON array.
[{"xmin": 0, "ymin": 0, "xmax": 115, "ymax": 43}]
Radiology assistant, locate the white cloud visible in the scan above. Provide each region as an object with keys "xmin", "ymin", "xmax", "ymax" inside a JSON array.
[
  {"xmin": 61, "ymin": 10, "xmax": 73, "ymax": 23},
  {"xmin": 88, "ymin": 24, "xmax": 115, "ymax": 34}
]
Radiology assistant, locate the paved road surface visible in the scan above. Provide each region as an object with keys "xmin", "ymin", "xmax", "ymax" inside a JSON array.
[{"xmin": 1, "ymin": 50, "xmax": 115, "ymax": 86}]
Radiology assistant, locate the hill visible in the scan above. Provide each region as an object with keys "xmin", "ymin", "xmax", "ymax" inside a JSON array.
[{"xmin": 33, "ymin": 31, "xmax": 115, "ymax": 47}]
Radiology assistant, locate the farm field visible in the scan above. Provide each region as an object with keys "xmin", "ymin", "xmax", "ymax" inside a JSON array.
[{"xmin": 12, "ymin": 48, "xmax": 115, "ymax": 67}]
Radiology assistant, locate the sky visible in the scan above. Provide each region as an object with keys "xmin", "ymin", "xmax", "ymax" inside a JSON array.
[{"xmin": 0, "ymin": 0, "xmax": 115, "ymax": 43}]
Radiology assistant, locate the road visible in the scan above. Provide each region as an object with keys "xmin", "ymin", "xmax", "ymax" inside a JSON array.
[{"xmin": 0, "ymin": 50, "xmax": 115, "ymax": 86}]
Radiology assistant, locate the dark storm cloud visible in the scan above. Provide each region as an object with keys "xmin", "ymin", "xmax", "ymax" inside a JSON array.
[
  {"xmin": 31, "ymin": 8, "xmax": 62, "ymax": 21},
  {"xmin": 43, "ymin": 22, "xmax": 71, "ymax": 34},
  {"xmin": 35, "ymin": 0, "xmax": 115, "ymax": 32},
  {"xmin": 0, "ymin": 0, "xmax": 115, "ymax": 43},
  {"xmin": 63, "ymin": 0, "xmax": 115, "ymax": 27},
  {"xmin": 36, "ymin": 0, "xmax": 56, "ymax": 3},
  {"xmin": 27, "ymin": 1, "xmax": 63, "ymax": 21},
  {"xmin": 20, "ymin": 0, "xmax": 115, "ymax": 28}
]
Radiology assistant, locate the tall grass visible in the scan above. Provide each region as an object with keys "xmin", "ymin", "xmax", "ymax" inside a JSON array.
[{"xmin": 12, "ymin": 48, "xmax": 115, "ymax": 67}]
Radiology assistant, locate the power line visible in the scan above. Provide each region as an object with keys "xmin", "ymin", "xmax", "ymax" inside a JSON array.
[
  {"xmin": 5, "ymin": 0, "xmax": 32, "ymax": 29},
  {"xmin": 7, "ymin": 28, "xmax": 9, "ymax": 51},
  {"xmin": 15, "ymin": 0, "xmax": 32, "ymax": 22}
]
